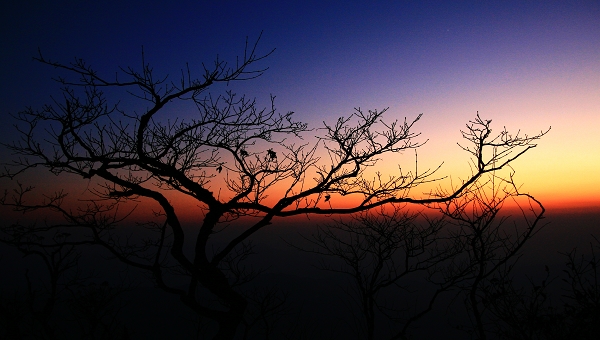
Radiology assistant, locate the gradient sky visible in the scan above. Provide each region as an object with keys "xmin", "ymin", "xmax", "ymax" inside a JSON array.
[{"xmin": 1, "ymin": 0, "xmax": 599, "ymax": 211}]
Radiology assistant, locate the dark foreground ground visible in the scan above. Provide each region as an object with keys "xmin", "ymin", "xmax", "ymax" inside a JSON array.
[{"xmin": 1, "ymin": 208, "xmax": 598, "ymax": 339}]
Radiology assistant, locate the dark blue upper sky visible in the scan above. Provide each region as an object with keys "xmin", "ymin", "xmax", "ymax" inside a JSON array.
[{"xmin": 3, "ymin": 0, "xmax": 598, "ymax": 113}]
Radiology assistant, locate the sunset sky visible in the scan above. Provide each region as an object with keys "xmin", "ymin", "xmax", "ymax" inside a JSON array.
[{"xmin": 1, "ymin": 0, "xmax": 599, "ymax": 211}]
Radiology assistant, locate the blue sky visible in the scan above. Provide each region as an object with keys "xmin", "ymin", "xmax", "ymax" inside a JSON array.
[{"xmin": 2, "ymin": 0, "xmax": 599, "ymax": 207}]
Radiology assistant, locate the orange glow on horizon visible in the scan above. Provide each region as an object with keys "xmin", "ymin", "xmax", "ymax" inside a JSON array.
[{"xmin": 5, "ymin": 160, "xmax": 598, "ymax": 226}]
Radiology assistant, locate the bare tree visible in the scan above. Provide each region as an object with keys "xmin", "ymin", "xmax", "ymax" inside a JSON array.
[
  {"xmin": 560, "ymin": 237, "xmax": 600, "ymax": 335},
  {"xmin": 1, "ymin": 34, "xmax": 548, "ymax": 339},
  {"xmin": 306, "ymin": 179, "xmax": 547, "ymax": 340},
  {"xmin": 484, "ymin": 236, "xmax": 600, "ymax": 340},
  {"xmin": 0, "ymin": 218, "xmax": 83, "ymax": 339},
  {"xmin": 68, "ymin": 280, "xmax": 131, "ymax": 340},
  {"xmin": 301, "ymin": 204, "xmax": 455, "ymax": 340},
  {"xmin": 0, "ymin": 196, "xmax": 132, "ymax": 340},
  {"xmin": 301, "ymin": 116, "xmax": 549, "ymax": 340},
  {"xmin": 430, "ymin": 170, "xmax": 546, "ymax": 340},
  {"xmin": 482, "ymin": 269, "xmax": 559, "ymax": 340},
  {"xmin": 239, "ymin": 286, "xmax": 291, "ymax": 340}
]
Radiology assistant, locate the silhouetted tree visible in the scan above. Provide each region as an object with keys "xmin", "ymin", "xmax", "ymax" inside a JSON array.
[
  {"xmin": 240, "ymin": 286, "xmax": 291, "ymax": 340},
  {"xmin": 302, "ymin": 205, "xmax": 455, "ymax": 340},
  {"xmin": 431, "ymin": 171, "xmax": 546, "ymax": 340},
  {"xmin": 0, "ymin": 208, "xmax": 133, "ymax": 340},
  {"xmin": 68, "ymin": 281, "xmax": 131, "ymax": 340},
  {"xmin": 1, "ymin": 34, "xmax": 548, "ymax": 339},
  {"xmin": 302, "ymin": 116, "xmax": 548, "ymax": 340},
  {"xmin": 483, "ymin": 269, "xmax": 560, "ymax": 340},
  {"xmin": 560, "ymin": 238, "xmax": 600, "ymax": 336},
  {"xmin": 0, "ymin": 216, "xmax": 83, "ymax": 339},
  {"xmin": 484, "ymin": 236, "xmax": 600, "ymax": 340}
]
